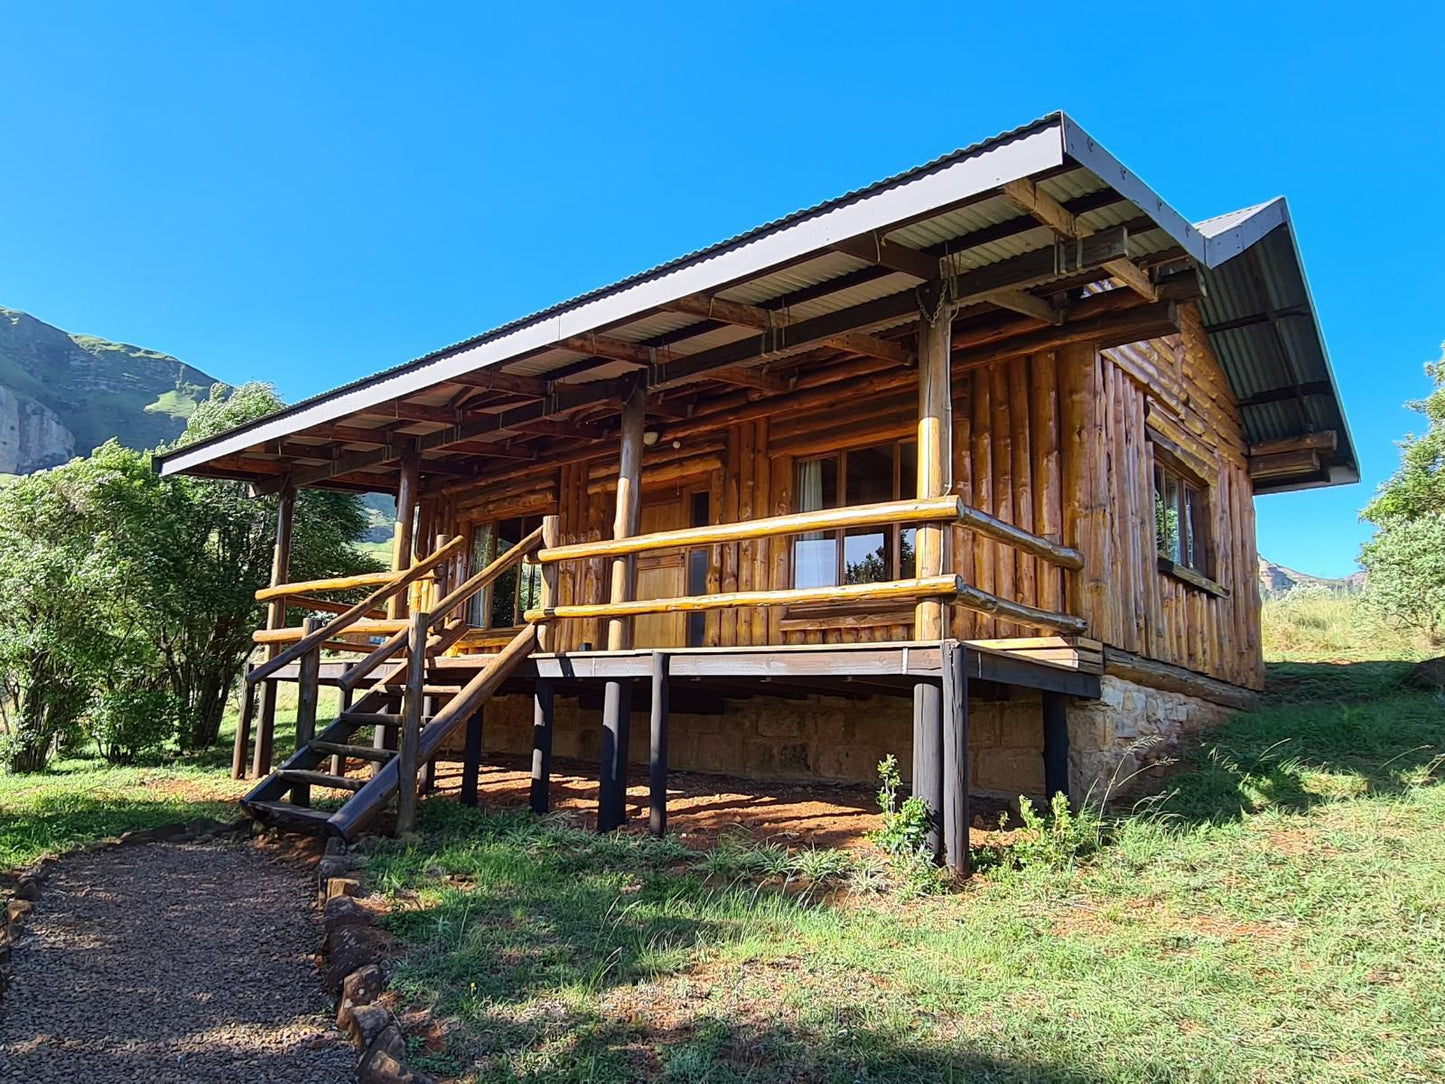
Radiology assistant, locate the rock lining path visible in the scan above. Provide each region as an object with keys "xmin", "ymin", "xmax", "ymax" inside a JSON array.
[{"xmin": 0, "ymin": 840, "xmax": 354, "ymax": 1082}]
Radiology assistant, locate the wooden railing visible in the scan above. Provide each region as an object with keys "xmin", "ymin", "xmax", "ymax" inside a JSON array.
[
  {"xmin": 525, "ymin": 497, "xmax": 1086, "ymax": 635},
  {"xmin": 247, "ymin": 534, "xmax": 469, "ymax": 685}
]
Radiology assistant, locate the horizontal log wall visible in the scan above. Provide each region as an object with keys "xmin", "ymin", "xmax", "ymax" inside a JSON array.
[{"xmin": 426, "ymin": 301, "xmax": 1262, "ymax": 689}]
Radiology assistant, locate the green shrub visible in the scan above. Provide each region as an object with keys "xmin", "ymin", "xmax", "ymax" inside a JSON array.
[
  {"xmin": 87, "ymin": 689, "xmax": 182, "ymax": 765},
  {"xmin": 871, "ymin": 754, "xmax": 930, "ymax": 857}
]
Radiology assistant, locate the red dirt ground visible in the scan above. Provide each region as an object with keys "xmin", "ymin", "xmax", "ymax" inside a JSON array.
[{"xmin": 422, "ymin": 754, "xmax": 1014, "ymax": 851}]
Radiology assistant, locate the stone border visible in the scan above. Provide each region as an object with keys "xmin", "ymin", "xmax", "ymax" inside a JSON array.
[
  {"xmin": 0, "ymin": 816, "xmax": 248, "ymax": 1004},
  {"xmin": 317, "ymin": 837, "xmax": 437, "ymax": 1084}
]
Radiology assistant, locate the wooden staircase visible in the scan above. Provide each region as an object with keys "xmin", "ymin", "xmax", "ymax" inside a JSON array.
[{"xmin": 238, "ymin": 526, "xmax": 546, "ymax": 839}]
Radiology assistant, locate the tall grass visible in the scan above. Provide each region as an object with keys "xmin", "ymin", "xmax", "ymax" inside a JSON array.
[{"xmin": 1260, "ymin": 585, "xmax": 1433, "ymax": 662}]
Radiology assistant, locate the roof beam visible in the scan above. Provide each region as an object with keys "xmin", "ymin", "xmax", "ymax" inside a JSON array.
[
  {"xmin": 441, "ymin": 370, "xmax": 550, "ymax": 398},
  {"xmin": 978, "ymin": 288, "xmax": 1062, "ymax": 325},
  {"xmin": 1248, "ymin": 431, "xmax": 1337, "ymax": 458},
  {"xmin": 256, "ymin": 228, "xmax": 1133, "ymax": 494},
  {"xmin": 831, "ymin": 232, "xmax": 942, "ymax": 280},
  {"xmin": 558, "ymin": 333, "xmax": 660, "ymax": 368},
  {"xmin": 1001, "ymin": 178, "xmax": 1157, "ymax": 301},
  {"xmin": 664, "ymin": 293, "xmax": 912, "ymax": 366}
]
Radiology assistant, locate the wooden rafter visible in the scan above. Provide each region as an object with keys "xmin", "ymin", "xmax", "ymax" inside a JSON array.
[
  {"xmin": 1001, "ymin": 178, "xmax": 1158, "ymax": 301},
  {"xmin": 831, "ymin": 232, "xmax": 941, "ymax": 280},
  {"xmin": 664, "ymin": 293, "xmax": 912, "ymax": 366}
]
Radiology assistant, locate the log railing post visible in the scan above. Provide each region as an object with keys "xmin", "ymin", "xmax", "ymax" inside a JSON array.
[
  {"xmin": 251, "ymin": 482, "xmax": 295, "ymax": 780},
  {"xmin": 292, "ymin": 616, "xmax": 321, "ymax": 807},
  {"xmin": 396, "ymin": 608, "xmax": 429, "ymax": 835},
  {"xmin": 231, "ymin": 663, "xmax": 257, "ymax": 780},
  {"xmin": 914, "ymin": 296, "xmax": 956, "ymax": 639},
  {"xmin": 536, "ymin": 515, "xmax": 560, "ymax": 653}
]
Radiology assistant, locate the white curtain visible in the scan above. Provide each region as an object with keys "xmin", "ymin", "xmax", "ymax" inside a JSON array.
[{"xmin": 794, "ymin": 459, "xmax": 836, "ymax": 587}]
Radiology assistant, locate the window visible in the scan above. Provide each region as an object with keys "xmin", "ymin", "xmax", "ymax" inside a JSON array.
[
  {"xmin": 1153, "ymin": 460, "xmax": 1210, "ymax": 576},
  {"xmin": 794, "ymin": 440, "xmax": 916, "ymax": 587},
  {"xmin": 469, "ymin": 515, "xmax": 543, "ymax": 628},
  {"xmin": 685, "ymin": 491, "xmax": 710, "ymax": 647}
]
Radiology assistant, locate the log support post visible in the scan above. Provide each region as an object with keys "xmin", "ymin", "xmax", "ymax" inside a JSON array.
[
  {"xmin": 941, "ymin": 639, "xmax": 970, "ymax": 874},
  {"xmin": 388, "ymin": 445, "xmax": 422, "ymax": 621},
  {"xmin": 396, "ymin": 609, "xmax": 429, "ymax": 835},
  {"xmin": 912, "ymin": 677, "xmax": 943, "ymax": 862},
  {"xmin": 649, "ymin": 652, "xmax": 670, "ymax": 838},
  {"xmin": 329, "ymin": 687, "xmax": 353, "ymax": 777},
  {"xmin": 232, "ymin": 663, "xmax": 257, "ymax": 780},
  {"xmin": 460, "ymin": 704, "xmax": 484, "ymax": 807},
  {"xmin": 531, "ymin": 678, "xmax": 554, "ymax": 814},
  {"xmin": 599, "ymin": 380, "xmax": 645, "ymax": 833},
  {"xmin": 912, "ymin": 294, "xmax": 954, "ymax": 860},
  {"xmin": 250, "ymin": 483, "xmax": 295, "ymax": 780},
  {"xmin": 1042, "ymin": 690, "xmax": 1069, "ymax": 802},
  {"xmin": 291, "ymin": 616, "xmax": 321, "ymax": 807}
]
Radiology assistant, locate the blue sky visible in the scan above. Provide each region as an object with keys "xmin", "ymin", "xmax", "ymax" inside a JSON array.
[{"xmin": 1, "ymin": 2, "xmax": 1439, "ymax": 577}]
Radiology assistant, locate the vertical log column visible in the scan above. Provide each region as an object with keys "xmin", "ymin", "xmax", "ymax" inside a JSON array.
[
  {"xmin": 1042, "ymin": 690, "xmax": 1069, "ymax": 802},
  {"xmin": 246, "ymin": 483, "xmax": 295, "ymax": 780},
  {"xmin": 941, "ymin": 639, "xmax": 970, "ymax": 874},
  {"xmin": 912, "ymin": 299, "xmax": 955, "ymax": 860},
  {"xmin": 396, "ymin": 608, "xmax": 429, "ymax": 835},
  {"xmin": 379, "ymin": 449, "xmax": 422, "ymax": 757},
  {"xmin": 599, "ymin": 381, "xmax": 646, "ymax": 833},
  {"xmin": 1058, "ymin": 342, "xmax": 1108, "ymax": 635},
  {"xmin": 291, "ymin": 616, "xmax": 321, "ymax": 807},
  {"xmin": 648, "ymin": 652, "xmax": 670, "ymax": 838}
]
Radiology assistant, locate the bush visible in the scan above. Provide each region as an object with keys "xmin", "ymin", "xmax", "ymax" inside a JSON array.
[{"xmin": 87, "ymin": 690, "xmax": 182, "ymax": 765}]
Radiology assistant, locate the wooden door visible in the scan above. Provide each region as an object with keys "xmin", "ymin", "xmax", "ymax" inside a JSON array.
[{"xmin": 633, "ymin": 498, "xmax": 687, "ymax": 648}]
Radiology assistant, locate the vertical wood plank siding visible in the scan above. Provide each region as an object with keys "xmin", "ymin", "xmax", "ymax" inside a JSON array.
[{"xmin": 436, "ymin": 303, "xmax": 1263, "ymax": 690}]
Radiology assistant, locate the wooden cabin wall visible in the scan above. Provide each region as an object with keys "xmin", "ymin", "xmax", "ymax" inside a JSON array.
[
  {"xmin": 428, "ymin": 302, "xmax": 1263, "ymax": 689},
  {"xmin": 1082, "ymin": 303, "xmax": 1265, "ymax": 689}
]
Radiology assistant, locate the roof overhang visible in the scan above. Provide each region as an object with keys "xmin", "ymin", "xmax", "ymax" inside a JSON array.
[{"xmin": 154, "ymin": 111, "xmax": 1355, "ymax": 497}]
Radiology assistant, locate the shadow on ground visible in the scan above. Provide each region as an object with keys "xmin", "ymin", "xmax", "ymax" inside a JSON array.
[{"xmin": 1150, "ymin": 659, "xmax": 1442, "ymax": 825}]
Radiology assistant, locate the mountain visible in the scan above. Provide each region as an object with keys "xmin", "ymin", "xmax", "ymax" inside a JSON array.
[
  {"xmin": 0, "ymin": 305, "xmax": 225, "ymax": 473},
  {"xmin": 1258, "ymin": 556, "xmax": 1367, "ymax": 598}
]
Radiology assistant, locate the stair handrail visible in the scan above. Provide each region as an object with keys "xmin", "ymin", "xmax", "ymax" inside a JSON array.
[
  {"xmin": 335, "ymin": 525, "xmax": 544, "ymax": 693},
  {"xmin": 248, "ymin": 534, "xmax": 468, "ymax": 686}
]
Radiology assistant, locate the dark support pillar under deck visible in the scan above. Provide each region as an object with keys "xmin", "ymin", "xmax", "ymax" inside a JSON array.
[
  {"xmin": 912, "ymin": 677, "xmax": 944, "ymax": 862},
  {"xmin": 232, "ymin": 664, "xmax": 256, "ymax": 780},
  {"xmin": 599, "ymin": 678, "xmax": 633, "ymax": 833},
  {"xmin": 1042, "ymin": 690, "xmax": 1069, "ymax": 801},
  {"xmin": 941, "ymin": 640, "xmax": 970, "ymax": 874},
  {"xmin": 649, "ymin": 653, "xmax": 670, "ymax": 838},
  {"xmin": 530, "ymin": 679, "xmax": 554, "ymax": 814},
  {"xmin": 461, "ymin": 704, "xmax": 484, "ymax": 808}
]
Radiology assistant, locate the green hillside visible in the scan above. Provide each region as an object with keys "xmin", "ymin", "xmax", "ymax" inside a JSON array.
[{"xmin": 0, "ymin": 305, "xmax": 226, "ymax": 471}]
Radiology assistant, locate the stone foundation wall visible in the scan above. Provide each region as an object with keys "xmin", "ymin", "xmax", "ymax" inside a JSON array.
[
  {"xmin": 1065, "ymin": 675, "xmax": 1233, "ymax": 802},
  {"xmin": 448, "ymin": 675, "xmax": 1233, "ymax": 804},
  {"xmin": 450, "ymin": 689, "xmax": 1050, "ymax": 799}
]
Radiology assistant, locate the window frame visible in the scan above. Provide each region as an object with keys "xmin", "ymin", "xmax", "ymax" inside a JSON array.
[
  {"xmin": 1149, "ymin": 439, "xmax": 1228, "ymax": 598},
  {"xmin": 784, "ymin": 438, "xmax": 919, "ymax": 626},
  {"xmin": 467, "ymin": 514, "xmax": 545, "ymax": 630}
]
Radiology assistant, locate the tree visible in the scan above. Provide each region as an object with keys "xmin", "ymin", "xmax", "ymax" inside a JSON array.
[
  {"xmin": 1359, "ymin": 347, "xmax": 1445, "ymax": 642},
  {"xmin": 0, "ymin": 467, "xmax": 133, "ymax": 772},
  {"xmin": 0, "ymin": 382, "xmax": 380, "ymax": 770},
  {"xmin": 104, "ymin": 383, "xmax": 379, "ymax": 749}
]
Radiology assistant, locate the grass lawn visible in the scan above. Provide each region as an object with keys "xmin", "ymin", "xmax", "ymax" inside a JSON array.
[
  {"xmin": 0, "ymin": 684, "xmax": 345, "ymax": 869},
  {"xmin": 365, "ymin": 660, "xmax": 1445, "ymax": 1083}
]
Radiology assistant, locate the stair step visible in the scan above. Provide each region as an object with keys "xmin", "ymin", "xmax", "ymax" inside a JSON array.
[
  {"xmin": 276, "ymin": 769, "xmax": 365, "ymax": 792},
  {"xmin": 310, "ymin": 740, "xmax": 395, "ymax": 763},
  {"xmin": 244, "ymin": 799, "xmax": 337, "ymax": 835},
  {"xmin": 341, "ymin": 711, "xmax": 405, "ymax": 727},
  {"xmin": 340, "ymin": 711, "xmax": 435, "ymax": 729}
]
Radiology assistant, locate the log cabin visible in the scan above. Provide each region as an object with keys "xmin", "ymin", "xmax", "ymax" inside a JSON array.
[{"xmin": 156, "ymin": 112, "xmax": 1356, "ymax": 869}]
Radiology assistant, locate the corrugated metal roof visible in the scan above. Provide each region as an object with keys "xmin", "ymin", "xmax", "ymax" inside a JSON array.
[{"xmin": 154, "ymin": 113, "xmax": 1355, "ymax": 495}]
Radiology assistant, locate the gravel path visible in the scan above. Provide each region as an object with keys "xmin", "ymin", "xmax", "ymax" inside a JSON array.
[{"xmin": 0, "ymin": 840, "xmax": 355, "ymax": 1082}]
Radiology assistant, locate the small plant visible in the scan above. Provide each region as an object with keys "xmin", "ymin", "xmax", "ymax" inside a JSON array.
[
  {"xmin": 1007, "ymin": 791, "xmax": 1104, "ymax": 870},
  {"xmin": 871, "ymin": 754, "xmax": 930, "ymax": 857}
]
